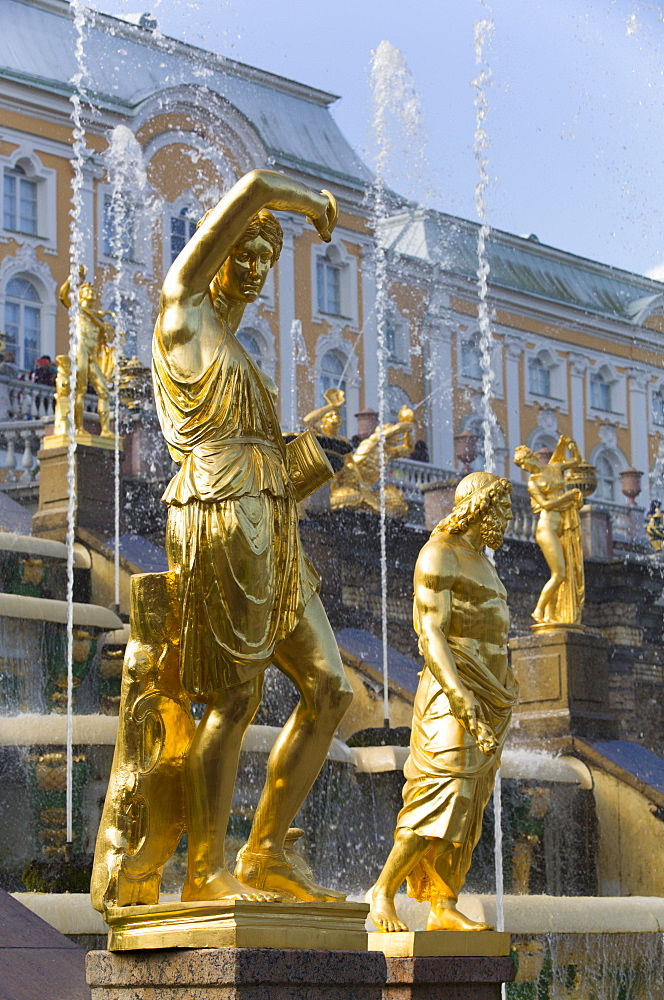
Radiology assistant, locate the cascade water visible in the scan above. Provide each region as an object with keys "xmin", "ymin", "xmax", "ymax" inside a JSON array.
[
  {"xmin": 370, "ymin": 40, "xmax": 427, "ymax": 726},
  {"xmin": 104, "ymin": 125, "xmax": 161, "ymax": 603}
]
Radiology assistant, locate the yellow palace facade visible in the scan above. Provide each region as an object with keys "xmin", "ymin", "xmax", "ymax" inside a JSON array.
[{"xmin": 2, "ymin": 0, "xmax": 664, "ymax": 515}]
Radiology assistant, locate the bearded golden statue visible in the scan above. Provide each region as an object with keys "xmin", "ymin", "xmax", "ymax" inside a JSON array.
[
  {"xmin": 514, "ymin": 435, "xmax": 585, "ymax": 628},
  {"xmin": 367, "ymin": 472, "xmax": 517, "ymax": 933}
]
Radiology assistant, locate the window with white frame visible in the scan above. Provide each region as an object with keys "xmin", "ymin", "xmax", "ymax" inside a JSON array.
[
  {"xmin": 528, "ymin": 355, "xmax": 552, "ymax": 397},
  {"xmin": 460, "ymin": 333, "xmax": 482, "ymax": 380},
  {"xmin": 594, "ymin": 451, "xmax": 619, "ymax": 501},
  {"xmin": 319, "ymin": 349, "xmax": 348, "ymax": 435},
  {"xmin": 3, "ymin": 164, "xmax": 38, "ymax": 236},
  {"xmin": 590, "ymin": 366, "xmax": 614, "ymax": 412},
  {"xmin": 316, "ymin": 250, "xmax": 343, "ymax": 316},
  {"xmin": 237, "ymin": 328, "xmax": 264, "ymax": 370},
  {"xmin": 170, "ymin": 206, "xmax": 198, "ymax": 264},
  {"xmin": 103, "ymin": 193, "xmax": 137, "ymax": 261},
  {"xmin": 652, "ymin": 387, "xmax": 664, "ymax": 427},
  {"xmin": 386, "ymin": 384, "xmax": 412, "ymax": 425},
  {"xmin": 4, "ymin": 276, "xmax": 42, "ymax": 370}
]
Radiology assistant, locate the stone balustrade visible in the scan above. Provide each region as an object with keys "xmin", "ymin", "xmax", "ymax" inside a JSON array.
[
  {"xmin": 390, "ymin": 457, "xmax": 457, "ymax": 502},
  {"xmin": 0, "ymin": 369, "xmax": 99, "ymax": 494},
  {"xmin": 0, "ymin": 419, "xmax": 46, "ymax": 488}
]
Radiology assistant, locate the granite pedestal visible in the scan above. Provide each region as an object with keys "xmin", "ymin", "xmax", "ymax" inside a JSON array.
[
  {"xmin": 32, "ymin": 438, "xmax": 119, "ymax": 540},
  {"xmin": 86, "ymin": 946, "xmax": 515, "ymax": 999},
  {"xmin": 509, "ymin": 629, "xmax": 620, "ymax": 751}
]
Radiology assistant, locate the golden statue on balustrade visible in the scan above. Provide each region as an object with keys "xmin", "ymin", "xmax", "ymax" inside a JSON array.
[
  {"xmin": 330, "ymin": 405, "xmax": 415, "ymax": 517},
  {"xmin": 303, "ymin": 386, "xmax": 346, "ymax": 439},
  {"xmin": 513, "ymin": 435, "xmax": 587, "ymax": 628},
  {"xmin": 367, "ymin": 472, "xmax": 517, "ymax": 933},
  {"xmin": 55, "ymin": 266, "xmax": 115, "ymax": 439},
  {"xmin": 92, "ymin": 169, "xmax": 354, "ymax": 923}
]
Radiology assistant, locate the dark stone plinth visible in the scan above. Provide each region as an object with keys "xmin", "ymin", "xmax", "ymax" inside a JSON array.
[
  {"xmin": 0, "ymin": 888, "xmax": 89, "ymax": 1000},
  {"xmin": 384, "ymin": 955, "xmax": 515, "ymax": 998},
  {"xmin": 86, "ymin": 947, "xmax": 515, "ymax": 999},
  {"xmin": 33, "ymin": 443, "xmax": 117, "ymax": 540},
  {"xmin": 509, "ymin": 629, "xmax": 620, "ymax": 750}
]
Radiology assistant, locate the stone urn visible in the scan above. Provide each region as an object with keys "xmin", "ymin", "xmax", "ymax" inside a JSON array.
[
  {"xmin": 620, "ymin": 467, "xmax": 643, "ymax": 506},
  {"xmin": 454, "ymin": 430, "xmax": 478, "ymax": 473}
]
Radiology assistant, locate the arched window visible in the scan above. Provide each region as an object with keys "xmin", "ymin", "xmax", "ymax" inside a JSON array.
[
  {"xmin": 386, "ymin": 384, "xmax": 411, "ymax": 425},
  {"xmin": 319, "ymin": 349, "xmax": 347, "ymax": 434},
  {"xmin": 237, "ymin": 328, "xmax": 263, "ymax": 370},
  {"xmin": 3, "ymin": 163, "xmax": 38, "ymax": 236},
  {"xmin": 4, "ymin": 277, "xmax": 41, "ymax": 369},
  {"xmin": 170, "ymin": 206, "xmax": 198, "ymax": 263},
  {"xmin": 460, "ymin": 333, "xmax": 482, "ymax": 380},
  {"xmin": 590, "ymin": 367, "xmax": 613, "ymax": 412},
  {"xmin": 595, "ymin": 452, "xmax": 618, "ymax": 501},
  {"xmin": 528, "ymin": 356, "xmax": 552, "ymax": 397}
]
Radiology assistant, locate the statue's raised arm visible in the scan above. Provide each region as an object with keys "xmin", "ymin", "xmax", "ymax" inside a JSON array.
[{"xmin": 161, "ymin": 169, "xmax": 336, "ymax": 312}]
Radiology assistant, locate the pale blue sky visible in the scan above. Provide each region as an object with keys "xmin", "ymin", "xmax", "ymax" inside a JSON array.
[{"xmin": 97, "ymin": 0, "xmax": 664, "ymax": 279}]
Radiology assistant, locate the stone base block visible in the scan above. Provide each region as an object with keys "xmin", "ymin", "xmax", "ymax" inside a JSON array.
[
  {"xmin": 509, "ymin": 628, "xmax": 620, "ymax": 746},
  {"xmin": 368, "ymin": 929, "xmax": 510, "ymax": 958},
  {"xmin": 106, "ymin": 900, "xmax": 369, "ymax": 952},
  {"xmin": 32, "ymin": 441, "xmax": 120, "ymax": 540},
  {"xmin": 86, "ymin": 947, "xmax": 515, "ymax": 999}
]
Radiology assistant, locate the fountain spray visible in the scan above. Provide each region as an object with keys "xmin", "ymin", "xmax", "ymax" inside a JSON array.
[
  {"xmin": 472, "ymin": 2, "xmax": 505, "ymax": 944},
  {"xmin": 64, "ymin": 0, "xmax": 89, "ymax": 856},
  {"xmin": 370, "ymin": 40, "xmax": 426, "ymax": 728}
]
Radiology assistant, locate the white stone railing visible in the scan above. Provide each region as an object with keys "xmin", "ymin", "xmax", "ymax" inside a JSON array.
[
  {"xmin": 505, "ymin": 483, "xmax": 537, "ymax": 543},
  {"xmin": 389, "ymin": 457, "xmax": 457, "ymax": 502},
  {"xmin": 0, "ymin": 419, "xmax": 46, "ymax": 488},
  {"xmin": 589, "ymin": 498, "xmax": 648, "ymax": 551},
  {"xmin": 0, "ymin": 368, "xmax": 97, "ymax": 423}
]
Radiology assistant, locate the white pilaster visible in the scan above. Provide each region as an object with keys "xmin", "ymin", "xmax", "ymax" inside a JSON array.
[
  {"xmin": 627, "ymin": 367, "xmax": 651, "ymax": 508},
  {"xmin": 504, "ymin": 335, "xmax": 525, "ymax": 478},
  {"xmin": 360, "ymin": 248, "xmax": 378, "ymax": 413},
  {"xmin": 426, "ymin": 321, "xmax": 454, "ymax": 469},
  {"xmin": 569, "ymin": 354, "xmax": 588, "ymax": 457}
]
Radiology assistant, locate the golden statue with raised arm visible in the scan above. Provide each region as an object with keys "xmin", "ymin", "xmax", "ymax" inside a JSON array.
[
  {"xmin": 330, "ymin": 405, "xmax": 415, "ymax": 517},
  {"xmin": 153, "ymin": 169, "xmax": 351, "ymax": 905},
  {"xmin": 513, "ymin": 435, "xmax": 585, "ymax": 628},
  {"xmin": 303, "ymin": 386, "xmax": 346, "ymax": 438},
  {"xmin": 367, "ymin": 472, "xmax": 517, "ymax": 933},
  {"xmin": 57, "ymin": 266, "xmax": 114, "ymax": 438}
]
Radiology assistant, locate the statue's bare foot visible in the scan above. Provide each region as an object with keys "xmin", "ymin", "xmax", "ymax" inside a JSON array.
[
  {"xmin": 181, "ymin": 868, "xmax": 282, "ymax": 903},
  {"xmin": 235, "ymin": 846, "xmax": 346, "ymax": 902},
  {"xmin": 531, "ymin": 609, "xmax": 545, "ymax": 623},
  {"xmin": 427, "ymin": 899, "xmax": 492, "ymax": 932},
  {"xmin": 365, "ymin": 886, "xmax": 408, "ymax": 933}
]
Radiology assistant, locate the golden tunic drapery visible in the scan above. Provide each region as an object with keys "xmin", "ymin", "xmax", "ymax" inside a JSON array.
[
  {"xmin": 396, "ymin": 637, "xmax": 518, "ymax": 902},
  {"xmin": 152, "ymin": 314, "xmax": 318, "ymax": 699}
]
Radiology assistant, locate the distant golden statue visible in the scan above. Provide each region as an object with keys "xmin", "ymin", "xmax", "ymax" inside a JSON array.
[
  {"xmin": 57, "ymin": 267, "xmax": 115, "ymax": 437},
  {"xmin": 367, "ymin": 472, "xmax": 517, "ymax": 933},
  {"xmin": 303, "ymin": 386, "xmax": 346, "ymax": 438},
  {"xmin": 93, "ymin": 170, "xmax": 353, "ymax": 915},
  {"xmin": 330, "ymin": 405, "xmax": 415, "ymax": 517},
  {"xmin": 514, "ymin": 435, "xmax": 585, "ymax": 627}
]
